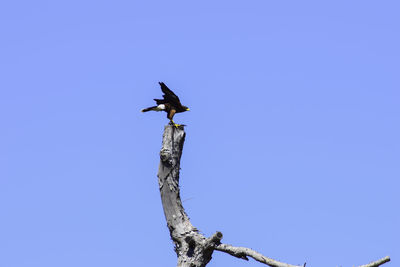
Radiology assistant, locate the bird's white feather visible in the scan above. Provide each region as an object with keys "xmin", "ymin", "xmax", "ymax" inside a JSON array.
[{"xmin": 155, "ymin": 104, "xmax": 165, "ymax": 111}]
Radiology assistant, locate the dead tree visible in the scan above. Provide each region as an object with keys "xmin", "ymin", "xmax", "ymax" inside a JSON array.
[{"xmin": 156, "ymin": 125, "xmax": 390, "ymax": 267}]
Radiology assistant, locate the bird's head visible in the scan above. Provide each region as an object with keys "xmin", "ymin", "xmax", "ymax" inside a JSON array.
[{"xmin": 184, "ymin": 106, "xmax": 190, "ymax": 111}]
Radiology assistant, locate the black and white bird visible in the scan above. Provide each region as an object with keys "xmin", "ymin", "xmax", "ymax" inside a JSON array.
[{"xmin": 141, "ymin": 82, "xmax": 189, "ymax": 127}]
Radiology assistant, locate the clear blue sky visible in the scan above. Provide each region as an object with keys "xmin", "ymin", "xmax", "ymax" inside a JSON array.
[{"xmin": 0, "ymin": 1, "xmax": 399, "ymax": 266}]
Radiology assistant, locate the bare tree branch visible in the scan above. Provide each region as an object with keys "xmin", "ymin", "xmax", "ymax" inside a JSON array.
[
  {"xmin": 215, "ymin": 243, "xmax": 303, "ymax": 267},
  {"xmin": 358, "ymin": 256, "xmax": 390, "ymax": 267},
  {"xmin": 156, "ymin": 125, "xmax": 391, "ymax": 267}
]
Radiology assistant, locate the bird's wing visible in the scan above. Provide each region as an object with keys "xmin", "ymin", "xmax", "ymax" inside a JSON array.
[{"xmin": 159, "ymin": 82, "xmax": 181, "ymax": 105}]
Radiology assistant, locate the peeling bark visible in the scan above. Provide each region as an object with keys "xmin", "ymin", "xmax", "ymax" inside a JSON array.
[{"xmin": 156, "ymin": 125, "xmax": 390, "ymax": 267}]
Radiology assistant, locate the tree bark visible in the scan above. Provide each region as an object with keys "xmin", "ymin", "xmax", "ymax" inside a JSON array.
[
  {"xmin": 156, "ymin": 125, "xmax": 390, "ymax": 267},
  {"xmin": 157, "ymin": 125, "xmax": 218, "ymax": 267}
]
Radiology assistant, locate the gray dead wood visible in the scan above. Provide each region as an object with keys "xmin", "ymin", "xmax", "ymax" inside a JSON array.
[
  {"xmin": 358, "ymin": 256, "xmax": 390, "ymax": 267},
  {"xmin": 158, "ymin": 125, "xmax": 218, "ymax": 267},
  {"xmin": 156, "ymin": 125, "xmax": 390, "ymax": 267}
]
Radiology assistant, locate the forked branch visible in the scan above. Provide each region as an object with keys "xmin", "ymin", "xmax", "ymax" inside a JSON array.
[{"xmin": 156, "ymin": 125, "xmax": 390, "ymax": 267}]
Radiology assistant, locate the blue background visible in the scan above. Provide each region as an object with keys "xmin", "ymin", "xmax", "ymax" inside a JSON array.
[{"xmin": 1, "ymin": 1, "xmax": 399, "ymax": 266}]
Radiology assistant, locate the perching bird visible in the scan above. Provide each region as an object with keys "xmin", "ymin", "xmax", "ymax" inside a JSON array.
[{"xmin": 141, "ymin": 82, "xmax": 189, "ymax": 127}]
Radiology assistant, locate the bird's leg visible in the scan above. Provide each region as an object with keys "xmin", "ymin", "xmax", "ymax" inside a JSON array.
[{"xmin": 170, "ymin": 119, "xmax": 181, "ymax": 128}]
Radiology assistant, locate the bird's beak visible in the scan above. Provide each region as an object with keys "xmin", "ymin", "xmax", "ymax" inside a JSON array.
[{"xmin": 186, "ymin": 108, "xmax": 190, "ymax": 111}]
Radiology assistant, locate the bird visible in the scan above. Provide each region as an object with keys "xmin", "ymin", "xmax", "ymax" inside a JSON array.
[{"xmin": 141, "ymin": 82, "xmax": 189, "ymax": 127}]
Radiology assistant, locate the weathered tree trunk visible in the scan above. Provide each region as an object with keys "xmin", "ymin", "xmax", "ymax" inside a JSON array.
[
  {"xmin": 157, "ymin": 125, "xmax": 220, "ymax": 267},
  {"xmin": 156, "ymin": 125, "xmax": 390, "ymax": 267}
]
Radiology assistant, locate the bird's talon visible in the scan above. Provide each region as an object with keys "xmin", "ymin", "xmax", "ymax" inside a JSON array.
[{"xmin": 170, "ymin": 120, "xmax": 180, "ymax": 128}]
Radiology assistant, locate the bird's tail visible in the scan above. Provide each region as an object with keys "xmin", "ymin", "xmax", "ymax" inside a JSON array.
[{"xmin": 141, "ymin": 106, "xmax": 158, "ymax": 112}]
